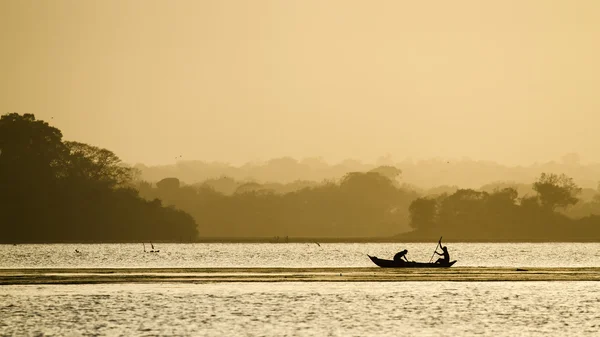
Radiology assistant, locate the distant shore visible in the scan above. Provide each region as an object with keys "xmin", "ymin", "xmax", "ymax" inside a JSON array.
[{"xmin": 4, "ymin": 236, "xmax": 600, "ymax": 244}]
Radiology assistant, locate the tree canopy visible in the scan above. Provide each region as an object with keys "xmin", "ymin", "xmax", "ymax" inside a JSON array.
[
  {"xmin": 532, "ymin": 173, "xmax": 581, "ymax": 211},
  {"xmin": 399, "ymin": 173, "xmax": 596, "ymax": 241},
  {"xmin": 0, "ymin": 113, "xmax": 198, "ymax": 243}
]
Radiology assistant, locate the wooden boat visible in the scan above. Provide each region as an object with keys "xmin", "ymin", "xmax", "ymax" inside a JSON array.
[{"xmin": 368, "ymin": 255, "xmax": 457, "ymax": 268}]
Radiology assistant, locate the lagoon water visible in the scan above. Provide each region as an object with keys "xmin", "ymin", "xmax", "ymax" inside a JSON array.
[
  {"xmin": 2, "ymin": 282, "xmax": 600, "ymax": 336},
  {"xmin": 2, "ymin": 243, "xmax": 600, "ymax": 336},
  {"xmin": 2, "ymin": 242, "xmax": 600, "ymax": 268}
]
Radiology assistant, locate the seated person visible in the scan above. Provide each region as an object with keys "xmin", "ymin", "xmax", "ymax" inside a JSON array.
[{"xmin": 394, "ymin": 249, "xmax": 409, "ymax": 263}]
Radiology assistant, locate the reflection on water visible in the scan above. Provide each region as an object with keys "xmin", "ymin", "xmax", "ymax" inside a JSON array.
[
  {"xmin": 2, "ymin": 282, "xmax": 600, "ymax": 336},
  {"xmin": 1, "ymin": 243, "xmax": 600, "ymax": 269}
]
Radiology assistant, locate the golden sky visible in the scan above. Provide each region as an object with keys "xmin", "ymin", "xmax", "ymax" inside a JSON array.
[{"xmin": 1, "ymin": 1, "xmax": 599, "ymax": 165}]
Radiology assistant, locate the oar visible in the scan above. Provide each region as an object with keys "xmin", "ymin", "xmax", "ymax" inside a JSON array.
[{"xmin": 428, "ymin": 236, "xmax": 442, "ymax": 263}]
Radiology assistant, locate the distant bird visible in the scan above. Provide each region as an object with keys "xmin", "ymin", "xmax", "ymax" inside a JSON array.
[{"xmin": 75, "ymin": 249, "xmax": 80, "ymax": 254}]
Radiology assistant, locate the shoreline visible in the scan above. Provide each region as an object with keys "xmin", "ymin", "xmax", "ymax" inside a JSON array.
[
  {"xmin": 4, "ymin": 237, "xmax": 600, "ymax": 244},
  {"xmin": 3, "ymin": 267, "xmax": 600, "ymax": 284}
]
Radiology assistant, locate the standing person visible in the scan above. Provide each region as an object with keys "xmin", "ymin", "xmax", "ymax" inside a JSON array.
[
  {"xmin": 394, "ymin": 249, "xmax": 409, "ymax": 263},
  {"xmin": 435, "ymin": 246, "xmax": 450, "ymax": 264}
]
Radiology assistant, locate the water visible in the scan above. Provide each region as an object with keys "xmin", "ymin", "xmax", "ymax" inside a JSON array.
[
  {"xmin": 2, "ymin": 243, "xmax": 600, "ymax": 336},
  {"xmin": 2, "ymin": 282, "xmax": 600, "ymax": 336},
  {"xmin": 2, "ymin": 242, "xmax": 600, "ymax": 268}
]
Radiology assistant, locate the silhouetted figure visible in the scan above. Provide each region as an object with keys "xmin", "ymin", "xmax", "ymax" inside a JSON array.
[
  {"xmin": 394, "ymin": 249, "xmax": 409, "ymax": 263},
  {"xmin": 435, "ymin": 246, "xmax": 450, "ymax": 264},
  {"xmin": 150, "ymin": 243, "xmax": 159, "ymax": 253}
]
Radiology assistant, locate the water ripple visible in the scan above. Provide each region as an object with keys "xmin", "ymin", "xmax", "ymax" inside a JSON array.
[{"xmin": 2, "ymin": 243, "xmax": 600, "ymax": 269}]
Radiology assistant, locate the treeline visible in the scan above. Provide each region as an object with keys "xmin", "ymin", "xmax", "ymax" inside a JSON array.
[
  {"xmin": 135, "ymin": 153, "xmax": 600, "ymax": 189},
  {"xmin": 136, "ymin": 168, "xmax": 417, "ymax": 238},
  {"xmin": 4, "ymin": 113, "xmax": 600, "ymax": 243},
  {"xmin": 0, "ymin": 113, "xmax": 197, "ymax": 243},
  {"xmin": 402, "ymin": 173, "xmax": 600, "ymax": 241},
  {"xmin": 137, "ymin": 170, "xmax": 600, "ymax": 241}
]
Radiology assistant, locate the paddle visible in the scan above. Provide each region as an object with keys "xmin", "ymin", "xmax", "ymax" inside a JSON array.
[{"xmin": 428, "ymin": 236, "xmax": 442, "ymax": 263}]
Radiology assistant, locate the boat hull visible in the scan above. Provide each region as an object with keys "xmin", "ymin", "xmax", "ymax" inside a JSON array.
[{"xmin": 368, "ymin": 255, "xmax": 456, "ymax": 268}]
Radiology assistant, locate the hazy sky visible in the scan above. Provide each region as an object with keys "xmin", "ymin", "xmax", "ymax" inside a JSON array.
[{"xmin": 2, "ymin": 1, "xmax": 599, "ymax": 166}]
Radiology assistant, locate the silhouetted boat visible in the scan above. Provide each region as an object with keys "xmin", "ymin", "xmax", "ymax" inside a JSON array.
[{"xmin": 368, "ymin": 255, "xmax": 457, "ymax": 268}]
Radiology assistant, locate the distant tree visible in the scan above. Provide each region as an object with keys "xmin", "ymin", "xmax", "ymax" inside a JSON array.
[
  {"xmin": 369, "ymin": 165, "xmax": 402, "ymax": 182},
  {"xmin": 480, "ymin": 182, "xmax": 534, "ymax": 199},
  {"xmin": 532, "ymin": 173, "xmax": 581, "ymax": 211},
  {"xmin": 0, "ymin": 113, "xmax": 68, "ymax": 184},
  {"xmin": 135, "ymin": 180, "xmax": 154, "ymax": 199},
  {"xmin": 436, "ymin": 189, "xmax": 488, "ymax": 230},
  {"xmin": 520, "ymin": 195, "xmax": 540, "ymax": 209},
  {"xmin": 275, "ymin": 180, "xmax": 317, "ymax": 194},
  {"xmin": 337, "ymin": 171, "xmax": 412, "ymax": 235},
  {"xmin": 424, "ymin": 185, "xmax": 459, "ymax": 197},
  {"xmin": 487, "ymin": 187, "xmax": 518, "ymax": 206},
  {"xmin": 235, "ymin": 182, "xmax": 269, "ymax": 194},
  {"xmin": 339, "ymin": 171, "xmax": 397, "ymax": 199},
  {"xmin": 65, "ymin": 141, "xmax": 134, "ymax": 187},
  {"xmin": 201, "ymin": 176, "xmax": 239, "ymax": 195},
  {"xmin": 485, "ymin": 188, "xmax": 519, "ymax": 227},
  {"xmin": 408, "ymin": 197, "xmax": 437, "ymax": 230},
  {"xmin": 157, "ymin": 177, "xmax": 181, "ymax": 191}
]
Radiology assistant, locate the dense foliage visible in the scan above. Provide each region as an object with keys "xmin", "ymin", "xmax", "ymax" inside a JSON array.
[
  {"xmin": 137, "ymin": 169, "xmax": 600, "ymax": 241},
  {"xmin": 0, "ymin": 113, "xmax": 198, "ymax": 243},
  {"xmin": 404, "ymin": 174, "xmax": 600, "ymax": 241},
  {"xmin": 137, "ymin": 171, "xmax": 419, "ymax": 238}
]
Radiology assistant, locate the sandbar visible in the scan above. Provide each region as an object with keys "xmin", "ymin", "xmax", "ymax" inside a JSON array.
[{"xmin": 2, "ymin": 267, "xmax": 600, "ymax": 284}]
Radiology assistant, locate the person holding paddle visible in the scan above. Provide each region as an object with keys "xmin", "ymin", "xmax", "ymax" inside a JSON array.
[
  {"xmin": 434, "ymin": 244, "xmax": 451, "ymax": 265},
  {"xmin": 428, "ymin": 237, "xmax": 443, "ymax": 263}
]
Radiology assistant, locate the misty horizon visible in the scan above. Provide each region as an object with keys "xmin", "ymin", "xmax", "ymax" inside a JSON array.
[
  {"xmin": 133, "ymin": 152, "xmax": 595, "ymax": 168},
  {"xmin": 135, "ymin": 152, "xmax": 600, "ymax": 190}
]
